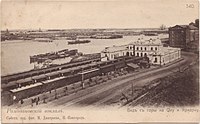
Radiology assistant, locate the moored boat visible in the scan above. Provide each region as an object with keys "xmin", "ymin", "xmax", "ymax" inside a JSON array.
[{"xmin": 68, "ymin": 40, "xmax": 91, "ymax": 45}]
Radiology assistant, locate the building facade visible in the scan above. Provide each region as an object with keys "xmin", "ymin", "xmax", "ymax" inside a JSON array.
[
  {"xmin": 101, "ymin": 45, "xmax": 134, "ymax": 61},
  {"xmin": 131, "ymin": 38, "xmax": 181, "ymax": 65},
  {"xmin": 133, "ymin": 38, "xmax": 162, "ymax": 58},
  {"xmin": 169, "ymin": 25, "xmax": 199, "ymax": 51},
  {"xmin": 101, "ymin": 37, "xmax": 181, "ymax": 65},
  {"xmin": 169, "ymin": 25, "xmax": 187, "ymax": 49},
  {"xmin": 186, "ymin": 25, "xmax": 199, "ymax": 52},
  {"xmin": 149, "ymin": 47, "xmax": 181, "ymax": 65}
]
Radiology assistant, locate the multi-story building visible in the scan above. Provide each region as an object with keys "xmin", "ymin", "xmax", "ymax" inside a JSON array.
[
  {"xmin": 131, "ymin": 38, "xmax": 181, "ymax": 65},
  {"xmin": 186, "ymin": 25, "xmax": 199, "ymax": 52},
  {"xmin": 169, "ymin": 25, "xmax": 187, "ymax": 49},
  {"xmin": 101, "ymin": 37, "xmax": 181, "ymax": 65},
  {"xmin": 132, "ymin": 38, "xmax": 163, "ymax": 57},
  {"xmin": 169, "ymin": 25, "xmax": 199, "ymax": 50}
]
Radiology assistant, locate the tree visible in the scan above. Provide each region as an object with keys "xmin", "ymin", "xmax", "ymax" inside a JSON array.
[{"xmin": 160, "ymin": 24, "xmax": 166, "ymax": 30}]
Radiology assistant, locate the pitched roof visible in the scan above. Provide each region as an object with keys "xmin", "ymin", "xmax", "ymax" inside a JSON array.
[
  {"xmin": 102, "ymin": 45, "xmax": 128, "ymax": 53},
  {"xmin": 170, "ymin": 25, "xmax": 198, "ymax": 30},
  {"xmin": 178, "ymin": 25, "xmax": 188, "ymax": 28},
  {"xmin": 188, "ymin": 25, "xmax": 198, "ymax": 30}
]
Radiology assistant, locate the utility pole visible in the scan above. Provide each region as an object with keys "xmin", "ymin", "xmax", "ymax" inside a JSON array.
[
  {"xmin": 132, "ymin": 83, "xmax": 134, "ymax": 97},
  {"xmin": 81, "ymin": 68, "xmax": 85, "ymax": 89}
]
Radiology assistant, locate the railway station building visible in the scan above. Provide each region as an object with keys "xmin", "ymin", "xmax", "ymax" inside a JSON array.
[
  {"xmin": 101, "ymin": 45, "xmax": 134, "ymax": 61},
  {"xmin": 131, "ymin": 37, "xmax": 181, "ymax": 65},
  {"xmin": 101, "ymin": 37, "xmax": 181, "ymax": 65}
]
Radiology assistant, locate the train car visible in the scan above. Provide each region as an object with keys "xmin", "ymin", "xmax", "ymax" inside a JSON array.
[
  {"xmin": 72, "ymin": 67, "xmax": 82, "ymax": 74},
  {"xmin": 32, "ymin": 74, "xmax": 48, "ymax": 83},
  {"xmin": 1, "ymin": 81, "xmax": 18, "ymax": 91},
  {"xmin": 1, "ymin": 58, "xmax": 97, "ymax": 85},
  {"xmin": 45, "ymin": 71, "xmax": 60, "ymax": 80},
  {"xmin": 42, "ymin": 68, "xmax": 100, "ymax": 93},
  {"xmin": 114, "ymin": 60, "xmax": 126, "ymax": 69},
  {"xmin": 78, "ymin": 68, "xmax": 100, "ymax": 80},
  {"xmin": 42, "ymin": 74, "xmax": 81, "ymax": 92},
  {"xmin": 1, "ymin": 91, "xmax": 14, "ymax": 106},
  {"xmin": 1, "ymin": 75, "xmax": 23, "ymax": 84},
  {"xmin": 57, "ymin": 69, "xmax": 72, "ymax": 76},
  {"xmin": 41, "ymin": 77, "xmax": 66, "ymax": 92},
  {"xmin": 137, "ymin": 60, "xmax": 151, "ymax": 68},
  {"xmin": 89, "ymin": 63, "xmax": 99, "ymax": 69},
  {"xmin": 99, "ymin": 64, "xmax": 115, "ymax": 74},
  {"xmin": 16, "ymin": 77, "xmax": 34, "ymax": 87},
  {"xmin": 1, "ymin": 55, "xmax": 151, "ymax": 106},
  {"xmin": 10, "ymin": 82, "xmax": 43, "ymax": 102},
  {"xmin": 1, "ymin": 78, "xmax": 9, "ymax": 84}
]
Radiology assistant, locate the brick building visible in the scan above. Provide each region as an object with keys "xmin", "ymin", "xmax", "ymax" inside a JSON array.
[{"xmin": 169, "ymin": 25, "xmax": 199, "ymax": 51}]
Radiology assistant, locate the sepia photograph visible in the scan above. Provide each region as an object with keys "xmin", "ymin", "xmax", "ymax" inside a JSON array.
[{"xmin": 1, "ymin": 0, "xmax": 199, "ymax": 123}]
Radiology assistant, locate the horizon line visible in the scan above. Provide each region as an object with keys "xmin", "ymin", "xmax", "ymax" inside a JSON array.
[{"xmin": 1, "ymin": 27, "xmax": 170, "ymax": 31}]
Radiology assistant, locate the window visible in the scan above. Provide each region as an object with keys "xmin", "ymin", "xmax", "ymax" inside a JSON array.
[
  {"xmin": 137, "ymin": 47, "xmax": 139, "ymax": 50},
  {"xmin": 144, "ymin": 53, "xmax": 147, "ymax": 57},
  {"xmin": 140, "ymin": 53, "xmax": 143, "ymax": 57},
  {"xmin": 155, "ymin": 47, "xmax": 157, "ymax": 50},
  {"xmin": 126, "ymin": 52, "xmax": 129, "ymax": 56},
  {"xmin": 154, "ymin": 58, "xmax": 157, "ymax": 63},
  {"xmin": 151, "ymin": 47, "xmax": 153, "ymax": 50},
  {"xmin": 137, "ymin": 53, "xmax": 139, "ymax": 56},
  {"xmin": 141, "ymin": 47, "xmax": 143, "ymax": 50},
  {"xmin": 145, "ymin": 47, "xmax": 147, "ymax": 50}
]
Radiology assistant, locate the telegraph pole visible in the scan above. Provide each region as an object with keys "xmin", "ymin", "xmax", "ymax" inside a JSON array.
[
  {"xmin": 81, "ymin": 68, "xmax": 85, "ymax": 89},
  {"xmin": 132, "ymin": 83, "xmax": 134, "ymax": 97}
]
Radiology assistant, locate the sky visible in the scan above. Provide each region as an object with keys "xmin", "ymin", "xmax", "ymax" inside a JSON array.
[{"xmin": 1, "ymin": 0, "xmax": 199, "ymax": 30}]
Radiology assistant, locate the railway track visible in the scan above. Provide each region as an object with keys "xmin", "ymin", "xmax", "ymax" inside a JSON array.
[
  {"xmin": 1, "ymin": 58, "xmax": 100, "ymax": 84},
  {"xmin": 56, "ymin": 52, "xmax": 196, "ymax": 108},
  {"xmin": 10, "ymin": 52, "xmax": 197, "ymax": 109}
]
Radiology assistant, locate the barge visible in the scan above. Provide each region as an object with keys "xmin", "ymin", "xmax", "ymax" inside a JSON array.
[
  {"xmin": 68, "ymin": 40, "xmax": 91, "ymax": 45},
  {"xmin": 30, "ymin": 49, "xmax": 78, "ymax": 63},
  {"xmin": 34, "ymin": 38, "xmax": 53, "ymax": 42},
  {"xmin": 90, "ymin": 34, "xmax": 123, "ymax": 39}
]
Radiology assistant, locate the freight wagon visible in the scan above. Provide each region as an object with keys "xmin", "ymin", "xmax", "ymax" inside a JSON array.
[
  {"xmin": 2, "ymin": 56, "xmax": 149, "ymax": 106},
  {"xmin": 1, "ymin": 58, "xmax": 100, "ymax": 84}
]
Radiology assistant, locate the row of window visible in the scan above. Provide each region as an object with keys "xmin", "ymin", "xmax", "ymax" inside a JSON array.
[
  {"xmin": 136, "ymin": 47, "xmax": 157, "ymax": 51},
  {"xmin": 129, "ymin": 46, "xmax": 134, "ymax": 50},
  {"xmin": 136, "ymin": 52, "xmax": 147, "ymax": 57},
  {"xmin": 110, "ymin": 52, "xmax": 135, "ymax": 59}
]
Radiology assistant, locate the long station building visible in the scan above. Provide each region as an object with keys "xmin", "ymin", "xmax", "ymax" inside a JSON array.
[{"xmin": 101, "ymin": 37, "xmax": 181, "ymax": 65}]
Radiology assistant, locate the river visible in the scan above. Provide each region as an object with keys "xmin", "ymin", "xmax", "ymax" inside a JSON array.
[{"xmin": 1, "ymin": 34, "xmax": 168, "ymax": 76}]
